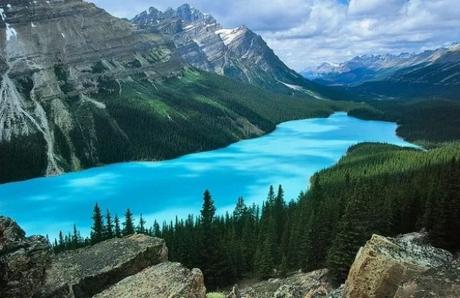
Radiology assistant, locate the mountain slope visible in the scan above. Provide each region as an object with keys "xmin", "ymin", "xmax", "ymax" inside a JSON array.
[
  {"xmin": 0, "ymin": 0, "xmax": 351, "ymax": 183},
  {"xmin": 132, "ymin": 4, "xmax": 318, "ymax": 95}
]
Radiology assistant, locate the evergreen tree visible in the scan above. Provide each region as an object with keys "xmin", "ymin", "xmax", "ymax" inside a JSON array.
[
  {"xmin": 71, "ymin": 224, "xmax": 80, "ymax": 249},
  {"xmin": 105, "ymin": 209, "xmax": 114, "ymax": 239},
  {"xmin": 123, "ymin": 209, "xmax": 135, "ymax": 235},
  {"xmin": 137, "ymin": 214, "xmax": 146, "ymax": 234},
  {"xmin": 91, "ymin": 203, "xmax": 104, "ymax": 244},
  {"xmin": 255, "ymin": 236, "xmax": 274, "ymax": 278},
  {"xmin": 327, "ymin": 185, "xmax": 372, "ymax": 284},
  {"xmin": 201, "ymin": 190, "xmax": 216, "ymax": 229},
  {"xmin": 114, "ymin": 215, "xmax": 121, "ymax": 237},
  {"xmin": 152, "ymin": 220, "xmax": 161, "ymax": 237},
  {"xmin": 198, "ymin": 190, "xmax": 224, "ymax": 289}
]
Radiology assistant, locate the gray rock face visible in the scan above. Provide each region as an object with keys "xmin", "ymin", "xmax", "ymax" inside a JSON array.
[
  {"xmin": 132, "ymin": 4, "xmax": 312, "ymax": 94},
  {"xmin": 39, "ymin": 234, "xmax": 168, "ymax": 297},
  {"xmin": 235, "ymin": 269, "xmax": 333, "ymax": 298},
  {"xmin": 0, "ymin": 216, "xmax": 52, "ymax": 298},
  {"xmin": 94, "ymin": 262, "xmax": 206, "ymax": 298}
]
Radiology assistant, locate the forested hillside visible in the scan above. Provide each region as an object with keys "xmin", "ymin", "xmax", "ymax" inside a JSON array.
[
  {"xmin": 52, "ymin": 142, "xmax": 460, "ymax": 289},
  {"xmin": 348, "ymin": 99, "xmax": 460, "ymax": 145}
]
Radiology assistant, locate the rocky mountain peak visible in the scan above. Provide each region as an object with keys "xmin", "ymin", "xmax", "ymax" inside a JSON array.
[
  {"xmin": 131, "ymin": 4, "xmax": 313, "ymax": 94},
  {"xmin": 176, "ymin": 3, "xmax": 205, "ymax": 22}
]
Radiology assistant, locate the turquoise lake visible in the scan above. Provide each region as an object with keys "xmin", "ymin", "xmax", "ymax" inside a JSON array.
[{"xmin": 0, "ymin": 113, "xmax": 416, "ymax": 239}]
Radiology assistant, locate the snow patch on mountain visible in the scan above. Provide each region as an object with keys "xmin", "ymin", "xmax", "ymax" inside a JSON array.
[
  {"xmin": 279, "ymin": 81, "xmax": 304, "ymax": 91},
  {"xmin": 216, "ymin": 28, "xmax": 244, "ymax": 46}
]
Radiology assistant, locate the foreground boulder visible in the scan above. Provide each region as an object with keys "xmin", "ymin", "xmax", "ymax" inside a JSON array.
[
  {"xmin": 236, "ymin": 269, "xmax": 332, "ymax": 298},
  {"xmin": 1, "ymin": 216, "xmax": 206, "ymax": 297},
  {"xmin": 343, "ymin": 232, "xmax": 454, "ymax": 298},
  {"xmin": 0, "ymin": 217, "xmax": 51, "ymax": 298},
  {"xmin": 94, "ymin": 262, "xmax": 206, "ymax": 298},
  {"xmin": 38, "ymin": 234, "xmax": 168, "ymax": 297}
]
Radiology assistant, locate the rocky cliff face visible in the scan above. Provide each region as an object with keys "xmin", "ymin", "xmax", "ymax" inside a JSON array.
[
  {"xmin": 132, "ymin": 4, "xmax": 315, "ymax": 94},
  {"xmin": 0, "ymin": 216, "xmax": 206, "ymax": 297}
]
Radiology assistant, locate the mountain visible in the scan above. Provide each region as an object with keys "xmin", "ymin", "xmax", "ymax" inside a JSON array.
[
  {"xmin": 132, "ymin": 4, "xmax": 317, "ymax": 94},
  {"xmin": 0, "ymin": 0, "xmax": 344, "ymax": 183},
  {"xmin": 304, "ymin": 43, "xmax": 460, "ymax": 87},
  {"xmin": 305, "ymin": 44, "xmax": 460, "ymax": 101}
]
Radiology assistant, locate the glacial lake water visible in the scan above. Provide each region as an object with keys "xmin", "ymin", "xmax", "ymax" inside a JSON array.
[{"xmin": 0, "ymin": 113, "xmax": 416, "ymax": 239}]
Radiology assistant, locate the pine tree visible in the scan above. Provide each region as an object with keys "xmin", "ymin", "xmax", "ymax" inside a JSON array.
[
  {"xmin": 152, "ymin": 220, "xmax": 161, "ymax": 237},
  {"xmin": 255, "ymin": 236, "xmax": 274, "ymax": 278},
  {"xmin": 114, "ymin": 215, "xmax": 121, "ymax": 237},
  {"xmin": 198, "ymin": 190, "xmax": 223, "ymax": 289},
  {"xmin": 201, "ymin": 190, "xmax": 216, "ymax": 229},
  {"xmin": 105, "ymin": 209, "xmax": 114, "ymax": 239},
  {"xmin": 327, "ymin": 185, "xmax": 371, "ymax": 284},
  {"xmin": 91, "ymin": 203, "xmax": 104, "ymax": 244},
  {"xmin": 123, "ymin": 209, "xmax": 135, "ymax": 235},
  {"xmin": 71, "ymin": 224, "xmax": 79, "ymax": 249},
  {"xmin": 137, "ymin": 214, "xmax": 146, "ymax": 234}
]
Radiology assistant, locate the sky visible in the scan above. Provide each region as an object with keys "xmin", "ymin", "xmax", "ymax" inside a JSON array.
[{"xmin": 87, "ymin": 0, "xmax": 460, "ymax": 71}]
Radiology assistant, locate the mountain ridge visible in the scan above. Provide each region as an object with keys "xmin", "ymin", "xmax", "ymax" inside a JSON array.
[
  {"xmin": 131, "ymin": 3, "xmax": 318, "ymax": 95},
  {"xmin": 304, "ymin": 43, "xmax": 460, "ymax": 87}
]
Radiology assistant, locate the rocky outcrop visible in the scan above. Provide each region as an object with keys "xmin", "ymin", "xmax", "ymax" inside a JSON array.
[
  {"xmin": 39, "ymin": 234, "xmax": 168, "ymax": 297},
  {"xmin": 343, "ymin": 232, "xmax": 455, "ymax": 298},
  {"xmin": 233, "ymin": 232, "xmax": 459, "ymax": 298},
  {"xmin": 0, "ymin": 217, "xmax": 205, "ymax": 298},
  {"xmin": 94, "ymin": 262, "xmax": 206, "ymax": 298},
  {"xmin": 0, "ymin": 217, "xmax": 51, "ymax": 298},
  {"xmin": 235, "ymin": 269, "xmax": 333, "ymax": 298}
]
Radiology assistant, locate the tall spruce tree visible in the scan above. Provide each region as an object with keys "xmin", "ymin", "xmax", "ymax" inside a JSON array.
[
  {"xmin": 198, "ymin": 190, "xmax": 224, "ymax": 289},
  {"xmin": 123, "ymin": 209, "xmax": 135, "ymax": 235},
  {"xmin": 137, "ymin": 214, "xmax": 146, "ymax": 234},
  {"xmin": 91, "ymin": 203, "xmax": 104, "ymax": 244},
  {"xmin": 114, "ymin": 215, "xmax": 121, "ymax": 237},
  {"xmin": 71, "ymin": 224, "xmax": 80, "ymax": 249},
  {"xmin": 105, "ymin": 209, "xmax": 114, "ymax": 239}
]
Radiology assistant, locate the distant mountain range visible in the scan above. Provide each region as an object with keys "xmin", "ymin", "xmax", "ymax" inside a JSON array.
[
  {"xmin": 132, "ymin": 4, "xmax": 317, "ymax": 94},
  {"xmin": 304, "ymin": 43, "xmax": 460, "ymax": 100}
]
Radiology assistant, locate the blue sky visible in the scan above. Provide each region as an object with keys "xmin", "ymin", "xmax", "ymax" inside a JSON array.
[{"xmin": 87, "ymin": 0, "xmax": 460, "ymax": 71}]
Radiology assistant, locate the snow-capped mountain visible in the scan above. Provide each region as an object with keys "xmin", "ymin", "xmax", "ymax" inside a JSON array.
[{"xmin": 132, "ymin": 4, "xmax": 313, "ymax": 93}]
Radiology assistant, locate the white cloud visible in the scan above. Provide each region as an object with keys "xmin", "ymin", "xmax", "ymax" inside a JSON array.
[{"xmin": 87, "ymin": 0, "xmax": 460, "ymax": 70}]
